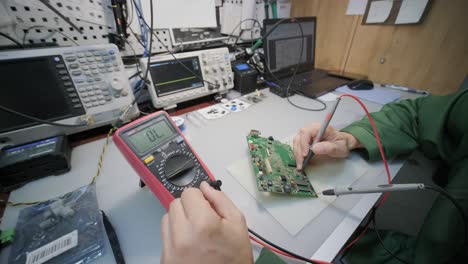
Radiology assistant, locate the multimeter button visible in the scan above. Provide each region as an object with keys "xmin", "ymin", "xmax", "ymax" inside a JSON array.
[
  {"xmin": 71, "ymin": 70, "xmax": 82, "ymax": 76},
  {"xmin": 65, "ymin": 56, "xmax": 77, "ymax": 62},
  {"xmin": 176, "ymin": 136, "xmax": 184, "ymax": 144},
  {"xmin": 144, "ymin": 155, "xmax": 155, "ymax": 164}
]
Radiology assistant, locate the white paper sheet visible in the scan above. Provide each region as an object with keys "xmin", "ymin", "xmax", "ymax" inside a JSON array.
[
  {"xmin": 318, "ymin": 93, "xmax": 339, "ymax": 102},
  {"xmin": 197, "ymin": 104, "xmax": 230, "ymax": 120},
  {"xmin": 220, "ymin": 3, "xmax": 243, "ymax": 35},
  {"xmin": 241, "ymin": 0, "xmax": 257, "ymax": 29},
  {"xmin": 395, "ymin": 0, "xmax": 429, "ymax": 24},
  {"xmin": 346, "ymin": 0, "xmax": 369, "ymax": 15},
  {"xmin": 219, "ymin": 99, "xmax": 251, "ymax": 113},
  {"xmin": 277, "ymin": 1, "xmax": 292, "ymax": 18},
  {"xmin": 140, "ymin": 0, "xmax": 217, "ymax": 29},
  {"xmin": 227, "ymin": 136, "xmax": 369, "ymax": 236},
  {"xmin": 366, "ymin": 0, "xmax": 393, "ymax": 23}
]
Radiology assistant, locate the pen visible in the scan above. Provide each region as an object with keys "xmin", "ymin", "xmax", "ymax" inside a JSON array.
[
  {"xmin": 321, "ymin": 183, "xmax": 425, "ymax": 196},
  {"xmin": 382, "ymin": 84, "xmax": 429, "ymax": 95},
  {"xmin": 301, "ymin": 97, "xmax": 341, "ymax": 171}
]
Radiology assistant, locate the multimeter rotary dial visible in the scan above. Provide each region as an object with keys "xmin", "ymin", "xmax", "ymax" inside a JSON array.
[
  {"xmin": 115, "ymin": 112, "xmax": 215, "ymax": 206},
  {"xmin": 160, "ymin": 149, "xmax": 203, "ymax": 188}
]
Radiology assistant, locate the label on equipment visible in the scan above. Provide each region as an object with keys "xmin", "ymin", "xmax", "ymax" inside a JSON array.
[
  {"xmin": 2, "ymin": 137, "xmax": 58, "ymax": 165},
  {"xmin": 25, "ymin": 230, "xmax": 78, "ymax": 264}
]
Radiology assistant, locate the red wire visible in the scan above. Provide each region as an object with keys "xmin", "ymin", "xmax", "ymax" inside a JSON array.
[
  {"xmin": 337, "ymin": 94, "xmax": 392, "ymax": 253},
  {"xmin": 248, "ymin": 94, "xmax": 392, "ymax": 262},
  {"xmin": 338, "ymin": 94, "xmax": 392, "ymax": 185}
]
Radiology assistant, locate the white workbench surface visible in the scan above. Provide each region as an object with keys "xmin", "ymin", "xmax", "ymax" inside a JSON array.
[{"xmin": 0, "ymin": 85, "xmax": 420, "ymax": 263}]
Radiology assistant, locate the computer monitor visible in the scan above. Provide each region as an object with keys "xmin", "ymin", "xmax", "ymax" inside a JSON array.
[{"xmin": 263, "ymin": 17, "xmax": 316, "ymax": 77}]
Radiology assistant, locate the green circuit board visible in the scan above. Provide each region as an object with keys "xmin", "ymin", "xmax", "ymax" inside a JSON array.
[{"xmin": 246, "ymin": 130, "xmax": 318, "ymax": 197}]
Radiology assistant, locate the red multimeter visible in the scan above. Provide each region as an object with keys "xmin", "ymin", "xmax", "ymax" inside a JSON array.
[{"xmin": 114, "ymin": 111, "xmax": 216, "ymax": 209}]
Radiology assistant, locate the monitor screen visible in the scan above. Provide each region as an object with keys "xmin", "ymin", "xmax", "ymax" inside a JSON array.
[
  {"xmin": 149, "ymin": 56, "xmax": 204, "ymax": 97},
  {"xmin": 0, "ymin": 56, "xmax": 76, "ymax": 134},
  {"xmin": 264, "ymin": 19, "xmax": 315, "ymax": 73}
]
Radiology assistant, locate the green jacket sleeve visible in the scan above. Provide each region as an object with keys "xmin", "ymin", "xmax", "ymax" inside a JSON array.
[
  {"xmin": 341, "ymin": 90, "xmax": 468, "ymax": 162},
  {"xmin": 341, "ymin": 97, "xmax": 424, "ymax": 161}
]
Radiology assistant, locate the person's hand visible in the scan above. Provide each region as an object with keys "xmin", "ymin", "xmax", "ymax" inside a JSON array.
[
  {"xmin": 160, "ymin": 181, "xmax": 253, "ymax": 264},
  {"xmin": 293, "ymin": 122, "xmax": 362, "ymax": 170}
]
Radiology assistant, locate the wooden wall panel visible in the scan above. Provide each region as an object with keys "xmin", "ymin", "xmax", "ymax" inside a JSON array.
[
  {"xmin": 291, "ymin": 0, "xmax": 468, "ymax": 94},
  {"xmin": 290, "ymin": 0, "xmax": 357, "ymax": 72}
]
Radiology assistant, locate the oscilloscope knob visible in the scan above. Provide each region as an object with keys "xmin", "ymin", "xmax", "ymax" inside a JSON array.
[{"xmin": 110, "ymin": 77, "xmax": 124, "ymax": 93}]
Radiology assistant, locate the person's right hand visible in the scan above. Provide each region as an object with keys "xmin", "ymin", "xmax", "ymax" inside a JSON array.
[
  {"xmin": 293, "ymin": 122, "xmax": 363, "ymax": 170},
  {"xmin": 160, "ymin": 182, "xmax": 253, "ymax": 264}
]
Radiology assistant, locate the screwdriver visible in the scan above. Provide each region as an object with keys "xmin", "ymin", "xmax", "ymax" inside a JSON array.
[{"xmin": 300, "ymin": 97, "xmax": 341, "ymax": 171}]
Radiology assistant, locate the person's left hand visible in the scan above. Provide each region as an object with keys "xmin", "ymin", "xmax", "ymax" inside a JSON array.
[{"xmin": 160, "ymin": 181, "xmax": 253, "ymax": 264}]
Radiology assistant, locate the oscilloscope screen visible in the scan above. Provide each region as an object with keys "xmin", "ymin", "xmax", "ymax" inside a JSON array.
[{"xmin": 149, "ymin": 56, "xmax": 204, "ymax": 97}]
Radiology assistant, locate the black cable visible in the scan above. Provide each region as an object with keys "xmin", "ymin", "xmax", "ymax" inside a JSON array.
[
  {"xmin": 264, "ymin": 19, "xmax": 327, "ymax": 111},
  {"xmin": 365, "ymin": 185, "xmax": 467, "ymax": 264},
  {"xmin": 22, "ymin": 26, "xmax": 79, "ymax": 46},
  {"xmin": 129, "ymin": 0, "xmax": 154, "ymax": 106},
  {"xmin": 426, "ymin": 185, "xmax": 468, "ymax": 259},
  {"xmin": 0, "ymin": 32, "xmax": 24, "ymax": 48},
  {"xmin": 292, "ymin": 91, "xmax": 327, "ymax": 111},
  {"xmin": 128, "ymin": 26, "xmax": 146, "ymax": 49},
  {"xmin": 124, "ymin": 38, "xmax": 144, "ymax": 80},
  {"xmin": 371, "ymin": 215, "xmax": 410, "ymax": 264},
  {"xmin": 128, "ymin": 70, "xmax": 142, "ymax": 80},
  {"xmin": 131, "ymin": 0, "xmax": 219, "ymax": 89},
  {"xmin": 101, "ymin": 210, "xmax": 126, "ymax": 264},
  {"xmin": 248, "ymin": 228, "xmax": 319, "ymax": 264},
  {"xmin": 225, "ymin": 18, "xmax": 263, "ymax": 48},
  {"xmin": 209, "ymin": 180, "xmax": 319, "ymax": 264},
  {"xmin": 0, "ymin": 105, "xmax": 87, "ymax": 128}
]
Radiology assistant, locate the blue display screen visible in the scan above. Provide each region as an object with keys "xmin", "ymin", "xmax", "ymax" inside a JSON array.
[{"xmin": 235, "ymin": 64, "xmax": 250, "ymax": 71}]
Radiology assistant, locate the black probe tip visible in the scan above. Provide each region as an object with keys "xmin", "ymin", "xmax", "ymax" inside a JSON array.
[{"xmin": 322, "ymin": 189, "xmax": 335, "ymax": 196}]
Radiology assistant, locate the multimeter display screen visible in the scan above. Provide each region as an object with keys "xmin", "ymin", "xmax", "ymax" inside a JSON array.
[{"xmin": 128, "ymin": 120, "xmax": 175, "ymax": 154}]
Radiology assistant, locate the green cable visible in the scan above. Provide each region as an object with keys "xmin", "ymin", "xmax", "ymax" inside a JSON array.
[
  {"xmin": 251, "ymin": 1, "xmax": 279, "ymax": 52},
  {"xmin": 271, "ymin": 0, "xmax": 278, "ymax": 19}
]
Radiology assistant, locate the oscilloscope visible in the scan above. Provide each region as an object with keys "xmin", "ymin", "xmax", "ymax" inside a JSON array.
[{"xmin": 139, "ymin": 47, "xmax": 234, "ymax": 109}]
